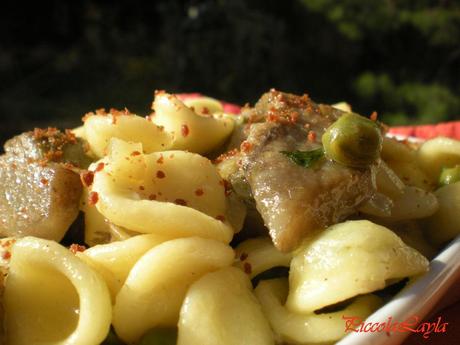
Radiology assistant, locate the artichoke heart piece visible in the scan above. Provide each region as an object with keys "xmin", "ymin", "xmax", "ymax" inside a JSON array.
[
  {"xmin": 287, "ymin": 220, "xmax": 429, "ymax": 314},
  {"xmin": 0, "ymin": 130, "xmax": 87, "ymax": 241}
]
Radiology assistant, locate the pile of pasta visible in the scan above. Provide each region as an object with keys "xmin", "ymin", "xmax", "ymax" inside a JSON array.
[{"xmin": 2, "ymin": 92, "xmax": 460, "ymax": 345}]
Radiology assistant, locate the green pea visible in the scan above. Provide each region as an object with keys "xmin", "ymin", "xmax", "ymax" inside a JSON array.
[
  {"xmin": 322, "ymin": 113, "xmax": 383, "ymax": 168},
  {"xmin": 439, "ymin": 165, "xmax": 460, "ymax": 186},
  {"xmin": 137, "ymin": 328, "xmax": 177, "ymax": 345}
]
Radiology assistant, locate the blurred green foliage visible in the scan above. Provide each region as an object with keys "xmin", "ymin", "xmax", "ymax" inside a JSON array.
[{"xmin": 1, "ymin": 0, "xmax": 459, "ymax": 143}]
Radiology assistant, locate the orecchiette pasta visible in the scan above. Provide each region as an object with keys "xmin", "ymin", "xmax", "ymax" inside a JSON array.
[
  {"xmin": 83, "ymin": 111, "xmax": 172, "ymax": 157},
  {"xmin": 182, "ymin": 96, "xmax": 224, "ymax": 115},
  {"xmin": 384, "ymin": 186, "xmax": 438, "ymax": 221},
  {"xmin": 255, "ymin": 278, "xmax": 382, "ymax": 345},
  {"xmin": 381, "ymin": 137, "xmax": 435, "ymax": 190},
  {"xmin": 418, "ymin": 137, "xmax": 460, "ymax": 180},
  {"xmin": 112, "ymin": 237, "xmax": 234, "ymax": 344},
  {"xmin": 152, "ymin": 92, "xmax": 234, "ymax": 154},
  {"xmin": 2, "ymin": 89, "xmax": 457, "ymax": 345},
  {"xmin": 4, "ymin": 237, "xmax": 112, "ymax": 345},
  {"xmin": 234, "ymin": 237, "xmax": 292, "ymax": 279},
  {"xmin": 77, "ymin": 233, "xmax": 172, "ymax": 300},
  {"xmin": 178, "ymin": 267, "xmax": 275, "ymax": 345},
  {"xmin": 286, "ymin": 220, "xmax": 429, "ymax": 314},
  {"xmin": 375, "ymin": 160, "xmax": 405, "ymax": 199},
  {"xmin": 426, "ymin": 182, "xmax": 460, "ymax": 245},
  {"xmin": 91, "ymin": 139, "xmax": 234, "ymax": 243}
]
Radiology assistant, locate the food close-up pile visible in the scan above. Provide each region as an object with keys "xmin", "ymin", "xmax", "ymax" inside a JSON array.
[{"xmin": 1, "ymin": 90, "xmax": 460, "ymax": 345}]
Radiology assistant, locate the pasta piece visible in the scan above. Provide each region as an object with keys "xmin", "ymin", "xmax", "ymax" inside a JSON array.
[
  {"xmin": 234, "ymin": 237, "xmax": 292, "ymax": 279},
  {"xmin": 225, "ymin": 192, "xmax": 247, "ymax": 233},
  {"xmin": 381, "ymin": 136, "xmax": 416, "ymax": 163},
  {"xmin": 91, "ymin": 140, "xmax": 234, "ymax": 243},
  {"xmin": 375, "ymin": 160, "xmax": 405, "ymax": 199},
  {"xmin": 83, "ymin": 111, "xmax": 172, "ymax": 157},
  {"xmin": 81, "ymin": 186, "xmax": 112, "ymax": 246},
  {"xmin": 178, "ymin": 267, "xmax": 275, "ymax": 345},
  {"xmin": 387, "ymin": 159, "xmax": 435, "ymax": 191},
  {"xmin": 392, "ymin": 221, "xmax": 436, "ymax": 259},
  {"xmin": 331, "ymin": 102, "xmax": 352, "ymax": 113},
  {"xmin": 4, "ymin": 237, "xmax": 112, "ymax": 345},
  {"xmin": 71, "ymin": 125, "xmax": 86, "ymax": 140},
  {"xmin": 358, "ymin": 192, "xmax": 394, "ymax": 218},
  {"xmin": 426, "ymin": 182, "xmax": 460, "ymax": 245},
  {"xmin": 182, "ymin": 96, "xmax": 224, "ymax": 115},
  {"xmin": 385, "ymin": 186, "xmax": 438, "ymax": 221},
  {"xmin": 418, "ymin": 137, "xmax": 460, "ymax": 180},
  {"xmin": 361, "ymin": 186, "xmax": 438, "ymax": 221},
  {"xmin": 152, "ymin": 92, "xmax": 234, "ymax": 154},
  {"xmin": 255, "ymin": 278, "xmax": 382, "ymax": 345},
  {"xmin": 112, "ymin": 237, "xmax": 234, "ymax": 344},
  {"xmin": 77, "ymin": 234, "xmax": 171, "ymax": 300},
  {"xmin": 287, "ymin": 220, "xmax": 429, "ymax": 314}
]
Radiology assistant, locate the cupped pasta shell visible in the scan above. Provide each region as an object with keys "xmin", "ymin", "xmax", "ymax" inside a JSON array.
[
  {"xmin": 4, "ymin": 237, "xmax": 112, "ymax": 345},
  {"xmin": 426, "ymin": 182, "xmax": 460, "ymax": 245},
  {"xmin": 77, "ymin": 233, "xmax": 172, "ymax": 301},
  {"xmin": 286, "ymin": 220, "xmax": 429, "ymax": 314},
  {"xmin": 152, "ymin": 92, "xmax": 234, "ymax": 154},
  {"xmin": 418, "ymin": 137, "xmax": 460, "ymax": 180},
  {"xmin": 234, "ymin": 237, "xmax": 292, "ymax": 279},
  {"xmin": 178, "ymin": 267, "xmax": 275, "ymax": 345},
  {"xmin": 84, "ymin": 113, "xmax": 172, "ymax": 157},
  {"xmin": 255, "ymin": 278, "xmax": 382, "ymax": 345},
  {"xmin": 91, "ymin": 140, "xmax": 234, "ymax": 243},
  {"xmin": 112, "ymin": 237, "xmax": 234, "ymax": 344}
]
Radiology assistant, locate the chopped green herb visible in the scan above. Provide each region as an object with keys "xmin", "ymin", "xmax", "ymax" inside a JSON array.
[{"xmin": 281, "ymin": 148, "xmax": 324, "ymax": 168}]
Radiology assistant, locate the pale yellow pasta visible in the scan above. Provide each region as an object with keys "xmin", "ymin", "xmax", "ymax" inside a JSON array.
[
  {"xmin": 112, "ymin": 237, "xmax": 234, "ymax": 344},
  {"xmin": 387, "ymin": 159, "xmax": 434, "ymax": 191},
  {"xmin": 426, "ymin": 182, "xmax": 460, "ymax": 245},
  {"xmin": 358, "ymin": 192, "xmax": 394, "ymax": 218},
  {"xmin": 152, "ymin": 92, "xmax": 234, "ymax": 153},
  {"xmin": 286, "ymin": 220, "xmax": 429, "ymax": 314},
  {"xmin": 178, "ymin": 267, "xmax": 275, "ymax": 345},
  {"xmin": 77, "ymin": 234, "xmax": 171, "ymax": 300},
  {"xmin": 182, "ymin": 96, "xmax": 224, "ymax": 115},
  {"xmin": 234, "ymin": 237, "xmax": 292, "ymax": 279},
  {"xmin": 385, "ymin": 186, "xmax": 438, "ymax": 221},
  {"xmin": 331, "ymin": 101, "xmax": 352, "ymax": 113},
  {"xmin": 255, "ymin": 278, "xmax": 382, "ymax": 345},
  {"xmin": 381, "ymin": 136, "xmax": 416, "ymax": 163},
  {"xmin": 91, "ymin": 139, "xmax": 234, "ymax": 243},
  {"xmin": 392, "ymin": 221, "xmax": 436, "ymax": 259},
  {"xmin": 71, "ymin": 125, "xmax": 86, "ymax": 140},
  {"xmin": 381, "ymin": 137, "xmax": 435, "ymax": 190},
  {"xmin": 80, "ymin": 186, "xmax": 112, "ymax": 246},
  {"xmin": 418, "ymin": 137, "xmax": 460, "ymax": 180},
  {"xmin": 360, "ymin": 186, "xmax": 438, "ymax": 221},
  {"xmin": 375, "ymin": 160, "xmax": 405, "ymax": 199},
  {"xmin": 83, "ymin": 112, "xmax": 172, "ymax": 157},
  {"xmin": 225, "ymin": 192, "xmax": 247, "ymax": 233},
  {"xmin": 4, "ymin": 237, "xmax": 112, "ymax": 345}
]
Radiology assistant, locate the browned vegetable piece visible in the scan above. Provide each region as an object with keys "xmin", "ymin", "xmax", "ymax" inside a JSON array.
[
  {"xmin": 0, "ymin": 129, "xmax": 86, "ymax": 241},
  {"xmin": 237, "ymin": 90, "xmax": 377, "ymax": 252}
]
